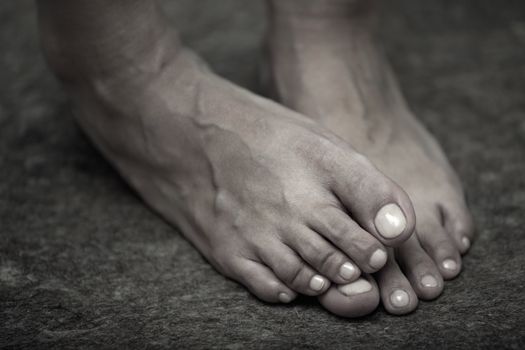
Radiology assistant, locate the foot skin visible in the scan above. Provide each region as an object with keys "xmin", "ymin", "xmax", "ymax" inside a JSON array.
[
  {"xmin": 320, "ymin": 236, "xmax": 443, "ymax": 317},
  {"xmin": 267, "ymin": 0, "xmax": 473, "ymax": 314},
  {"xmin": 42, "ymin": 19, "xmax": 417, "ymax": 304}
]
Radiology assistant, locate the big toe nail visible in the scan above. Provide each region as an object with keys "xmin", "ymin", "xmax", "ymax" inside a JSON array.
[
  {"xmin": 374, "ymin": 203, "xmax": 407, "ymax": 239},
  {"xmin": 337, "ymin": 278, "xmax": 373, "ymax": 296}
]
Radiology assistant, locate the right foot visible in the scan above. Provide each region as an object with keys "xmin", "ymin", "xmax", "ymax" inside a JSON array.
[
  {"xmin": 266, "ymin": 0, "xmax": 473, "ymax": 316},
  {"xmin": 42, "ymin": 25, "xmax": 416, "ymax": 307}
]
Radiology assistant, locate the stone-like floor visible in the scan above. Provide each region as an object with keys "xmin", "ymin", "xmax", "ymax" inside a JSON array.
[{"xmin": 1, "ymin": 0, "xmax": 525, "ymax": 348}]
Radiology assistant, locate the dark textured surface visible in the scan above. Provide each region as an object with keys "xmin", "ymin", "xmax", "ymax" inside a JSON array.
[{"xmin": 1, "ymin": 0, "xmax": 525, "ymax": 348}]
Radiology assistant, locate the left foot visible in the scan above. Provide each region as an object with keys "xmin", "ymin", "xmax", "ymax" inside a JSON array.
[{"xmin": 266, "ymin": 0, "xmax": 474, "ymax": 316}]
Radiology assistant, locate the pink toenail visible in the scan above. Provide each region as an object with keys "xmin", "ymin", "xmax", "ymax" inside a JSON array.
[
  {"xmin": 337, "ymin": 278, "xmax": 373, "ymax": 296},
  {"xmin": 374, "ymin": 203, "xmax": 407, "ymax": 239},
  {"xmin": 462, "ymin": 237, "xmax": 471, "ymax": 250},
  {"xmin": 421, "ymin": 274, "xmax": 438, "ymax": 288},
  {"xmin": 309, "ymin": 275, "xmax": 326, "ymax": 291},
  {"xmin": 390, "ymin": 289, "xmax": 410, "ymax": 308},
  {"xmin": 369, "ymin": 249, "xmax": 387, "ymax": 269},
  {"xmin": 339, "ymin": 262, "xmax": 357, "ymax": 280},
  {"xmin": 442, "ymin": 259, "xmax": 457, "ymax": 271},
  {"xmin": 278, "ymin": 292, "xmax": 292, "ymax": 303}
]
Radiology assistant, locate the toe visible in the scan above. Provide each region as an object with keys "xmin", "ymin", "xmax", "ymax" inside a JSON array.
[
  {"xmin": 318, "ymin": 275, "xmax": 380, "ymax": 318},
  {"xmin": 258, "ymin": 242, "xmax": 331, "ymax": 296},
  {"xmin": 375, "ymin": 250, "xmax": 418, "ymax": 315},
  {"xmin": 396, "ymin": 235, "xmax": 444, "ymax": 300},
  {"xmin": 441, "ymin": 196, "xmax": 475, "ymax": 254},
  {"xmin": 309, "ymin": 206, "xmax": 388, "ymax": 273},
  {"xmin": 284, "ymin": 226, "xmax": 361, "ymax": 284},
  {"xmin": 416, "ymin": 209, "xmax": 462, "ymax": 280},
  {"xmin": 326, "ymin": 150, "xmax": 416, "ymax": 246},
  {"xmin": 229, "ymin": 258, "xmax": 297, "ymax": 303}
]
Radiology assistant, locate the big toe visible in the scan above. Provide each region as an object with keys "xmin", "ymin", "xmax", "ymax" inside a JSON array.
[
  {"xmin": 318, "ymin": 275, "xmax": 380, "ymax": 318},
  {"xmin": 327, "ymin": 150, "xmax": 416, "ymax": 246}
]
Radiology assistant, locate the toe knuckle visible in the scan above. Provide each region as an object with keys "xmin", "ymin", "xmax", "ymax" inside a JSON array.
[
  {"xmin": 265, "ymin": 279, "xmax": 281, "ymax": 291},
  {"xmin": 287, "ymin": 264, "xmax": 306, "ymax": 286},
  {"xmin": 324, "ymin": 216, "xmax": 350, "ymax": 243},
  {"xmin": 318, "ymin": 250, "xmax": 341, "ymax": 272},
  {"xmin": 457, "ymin": 214, "xmax": 475, "ymax": 237},
  {"xmin": 434, "ymin": 239, "xmax": 457, "ymax": 255},
  {"xmin": 296, "ymin": 136, "xmax": 340, "ymax": 164},
  {"xmin": 299, "ymin": 237, "xmax": 321, "ymax": 258}
]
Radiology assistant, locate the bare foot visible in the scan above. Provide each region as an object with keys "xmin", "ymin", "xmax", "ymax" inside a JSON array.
[
  {"xmin": 267, "ymin": 0, "xmax": 473, "ymax": 315},
  {"xmin": 38, "ymin": 0, "xmax": 416, "ymax": 308}
]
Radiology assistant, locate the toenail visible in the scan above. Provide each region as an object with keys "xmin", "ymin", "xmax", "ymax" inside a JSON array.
[
  {"xmin": 337, "ymin": 278, "xmax": 373, "ymax": 296},
  {"xmin": 462, "ymin": 237, "xmax": 471, "ymax": 250},
  {"xmin": 309, "ymin": 275, "xmax": 326, "ymax": 291},
  {"xmin": 374, "ymin": 203, "xmax": 407, "ymax": 239},
  {"xmin": 278, "ymin": 292, "xmax": 292, "ymax": 303},
  {"xmin": 421, "ymin": 274, "xmax": 438, "ymax": 288},
  {"xmin": 390, "ymin": 289, "xmax": 410, "ymax": 308},
  {"xmin": 442, "ymin": 259, "xmax": 457, "ymax": 271},
  {"xmin": 369, "ymin": 249, "xmax": 387, "ymax": 269},
  {"xmin": 339, "ymin": 262, "xmax": 357, "ymax": 280}
]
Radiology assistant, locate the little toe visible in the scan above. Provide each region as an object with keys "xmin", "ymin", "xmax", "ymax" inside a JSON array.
[
  {"xmin": 285, "ymin": 226, "xmax": 360, "ymax": 284},
  {"xmin": 327, "ymin": 151, "xmax": 416, "ymax": 246},
  {"xmin": 396, "ymin": 235, "xmax": 444, "ymax": 300},
  {"xmin": 309, "ymin": 206, "xmax": 387, "ymax": 273},
  {"xmin": 442, "ymin": 197, "xmax": 475, "ymax": 254},
  {"xmin": 258, "ymin": 243, "xmax": 331, "ymax": 296},
  {"xmin": 417, "ymin": 212, "xmax": 462, "ymax": 280},
  {"xmin": 375, "ymin": 250, "xmax": 418, "ymax": 315},
  {"xmin": 318, "ymin": 275, "xmax": 380, "ymax": 318},
  {"xmin": 229, "ymin": 258, "xmax": 297, "ymax": 303}
]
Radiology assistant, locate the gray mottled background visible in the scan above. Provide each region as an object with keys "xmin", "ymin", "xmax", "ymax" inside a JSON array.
[{"xmin": 1, "ymin": 0, "xmax": 525, "ymax": 349}]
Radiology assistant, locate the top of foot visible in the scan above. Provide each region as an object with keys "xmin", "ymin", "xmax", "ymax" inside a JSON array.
[{"xmin": 48, "ymin": 28, "xmax": 415, "ymax": 310}]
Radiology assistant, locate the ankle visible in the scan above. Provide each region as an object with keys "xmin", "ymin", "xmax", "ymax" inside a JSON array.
[
  {"xmin": 41, "ymin": 29, "xmax": 182, "ymax": 84},
  {"xmin": 268, "ymin": 0, "xmax": 375, "ymax": 19},
  {"xmin": 268, "ymin": 1, "xmax": 377, "ymax": 45},
  {"xmin": 36, "ymin": 1, "xmax": 181, "ymax": 82}
]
